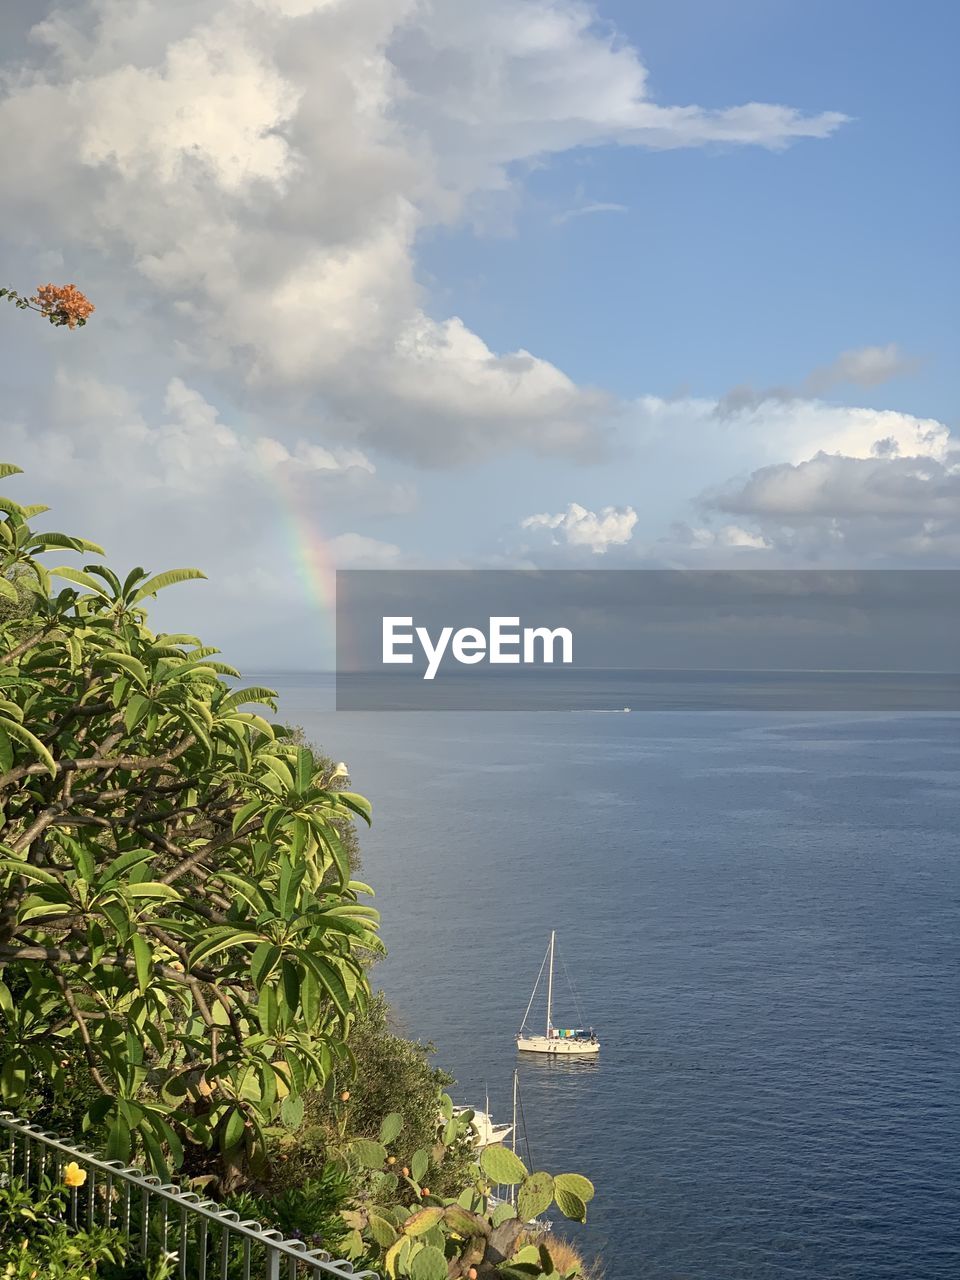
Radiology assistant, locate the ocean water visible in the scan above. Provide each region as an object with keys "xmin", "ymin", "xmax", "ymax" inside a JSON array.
[{"xmin": 259, "ymin": 675, "xmax": 960, "ymax": 1279}]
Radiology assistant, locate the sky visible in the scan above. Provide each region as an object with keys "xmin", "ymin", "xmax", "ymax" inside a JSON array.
[{"xmin": 0, "ymin": 0, "xmax": 956, "ymax": 668}]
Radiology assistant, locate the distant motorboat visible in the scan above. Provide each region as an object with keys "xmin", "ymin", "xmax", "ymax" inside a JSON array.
[{"xmin": 516, "ymin": 931, "xmax": 600, "ymax": 1056}]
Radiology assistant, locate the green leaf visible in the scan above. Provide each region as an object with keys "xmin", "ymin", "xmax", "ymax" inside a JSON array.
[
  {"xmin": 553, "ymin": 1172, "xmax": 595, "ymax": 1204},
  {"xmin": 229, "ymin": 711, "xmax": 275, "ymax": 739},
  {"xmin": 124, "ymin": 693, "xmax": 152, "ymax": 733},
  {"xmin": 280, "ymin": 1095, "xmax": 305, "ymax": 1132},
  {"xmin": 517, "ymin": 1171, "xmax": 554, "ymax": 1222},
  {"xmin": 0, "ymin": 577, "xmax": 19, "ymax": 602},
  {"xmin": 105, "ymin": 1113, "xmax": 132, "ymax": 1163},
  {"xmin": 409, "ymin": 1245, "xmax": 447, "ymax": 1280},
  {"xmin": 96, "ymin": 652, "xmax": 149, "ymax": 687},
  {"xmin": 402, "ymin": 1207, "xmax": 444, "ymax": 1237},
  {"xmin": 131, "ymin": 568, "xmax": 207, "ymax": 603},
  {"xmin": 231, "ymin": 797, "xmax": 263, "ymax": 835},
  {"xmin": 0, "ymin": 1055, "xmax": 27, "ymax": 1103},
  {"xmin": 220, "ymin": 687, "xmax": 278, "ymax": 713},
  {"xmin": 443, "ymin": 1205, "xmax": 488, "ymax": 1238},
  {"xmin": 0, "ymin": 716, "xmax": 56, "ymax": 777},
  {"xmin": 410, "ymin": 1147, "xmax": 429, "ymax": 1184},
  {"xmin": 480, "ymin": 1144, "xmax": 528, "ymax": 1186},
  {"xmin": 280, "ymin": 958, "xmax": 300, "ymax": 1013},
  {"xmin": 125, "ymin": 881, "xmax": 180, "ymax": 901},
  {"xmin": 131, "ymin": 934, "xmax": 152, "ymax": 994},
  {"xmin": 553, "ymin": 1186, "xmax": 588, "ymax": 1223},
  {"xmin": 334, "ymin": 791, "xmax": 373, "ymax": 824},
  {"xmin": 188, "ymin": 928, "xmax": 262, "ymax": 969},
  {"xmin": 101, "ymin": 847, "xmax": 156, "ymax": 884},
  {"xmin": 349, "ymin": 1138, "xmax": 387, "ymax": 1170},
  {"xmin": 222, "ymin": 1107, "xmax": 246, "ymax": 1153},
  {"xmin": 510, "ymin": 1246, "xmax": 541, "ymax": 1265},
  {"xmin": 379, "ymin": 1111, "xmax": 404, "ymax": 1145},
  {"xmin": 250, "ymin": 942, "xmax": 281, "ymax": 992},
  {"xmin": 366, "ymin": 1213, "xmax": 398, "ymax": 1248},
  {"xmin": 305, "ymin": 956, "xmax": 352, "ymax": 1017},
  {"xmin": 31, "ymin": 532, "xmax": 105, "ymax": 554},
  {"xmin": 257, "ymin": 984, "xmax": 279, "ymax": 1036},
  {"xmin": 0, "ymin": 860, "xmax": 61, "ymax": 886},
  {"xmin": 48, "ymin": 567, "xmax": 112, "ymax": 597},
  {"xmin": 490, "ymin": 1202, "xmax": 517, "ymax": 1227}
]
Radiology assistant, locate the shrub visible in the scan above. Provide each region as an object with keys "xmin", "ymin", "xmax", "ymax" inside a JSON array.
[
  {"xmin": 0, "ymin": 1161, "xmax": 124, "ymax": 1278},
  {"xmin": 0, "ymin": 464, "xmax": 381, "ymax": 1184}
]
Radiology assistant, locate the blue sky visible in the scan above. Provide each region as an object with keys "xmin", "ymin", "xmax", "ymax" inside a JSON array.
[
  {"xmin": 419, "ymin": 0, "xmax": 957, "ymax": 412},
  {"xmin": 0, "ymin": 0, "xmax": 956, "ymax": 665}
]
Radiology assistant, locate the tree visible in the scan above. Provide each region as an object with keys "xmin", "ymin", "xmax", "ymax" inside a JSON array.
[{"xmin": 0, "ymin": 464, "xmax": 382, "ymax": 1180}]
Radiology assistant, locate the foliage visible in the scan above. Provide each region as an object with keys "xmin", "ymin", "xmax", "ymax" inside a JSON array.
[
  {"xmin": 281, "ymin": 727, "xmax": 363, "ymax": 878},
  {"xmin": 226, "ymin": 1160, "xmax": 355, "ymax": 1260},
  {"xmin": 0, "ymin": 1162, "xmax": 124, "ymax": 1277},
  {"xmin": 334, "ymin": 1096, "xmax": 596, "ymax": 1278},
  {"xmin": 0, "ymin": 463, "xmax": 382, "ymax": 1183},
  {"xmin": 274, "ymin": 993, "xmax": 473, "ymax": 1200},
  {"xmin": 0, "ymin": 285, "xmax": 94, "ymax": 330}
]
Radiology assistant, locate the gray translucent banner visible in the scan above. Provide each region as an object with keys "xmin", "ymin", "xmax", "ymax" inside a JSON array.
[{"xmin": 335, "ymin": 570, "xmax": 960, "ymax": 711}]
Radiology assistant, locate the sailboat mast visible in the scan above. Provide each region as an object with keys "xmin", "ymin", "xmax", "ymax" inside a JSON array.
[
  {"xmin": 511, "ymin": 1068, "xmax": 518, "ymax": 1206},
  {"xmin": 511, "ymin": 1069, "xmax": 518, "ymax": 1154},
  {"xmin": 546, "ymin": 930, "xmax": 555, "ymax": 1035}
]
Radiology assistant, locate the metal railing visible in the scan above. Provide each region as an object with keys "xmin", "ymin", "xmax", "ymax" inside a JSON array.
[{"xmin": 0, "ymin": 1111, "xmax": 378, "ymax": 1279}]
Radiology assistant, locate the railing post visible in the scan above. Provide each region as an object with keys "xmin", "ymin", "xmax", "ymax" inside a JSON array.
[{"xmin": 265, "ymin": 1241, "xmax": 281, "ymax": 1280}]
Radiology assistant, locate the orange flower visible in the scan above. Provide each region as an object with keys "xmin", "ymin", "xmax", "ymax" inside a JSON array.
[
  {"xmin": 63, "ymin": 1161, "xmax": 87, "ymax": 1188},
  {"xmin": 31, "ymin": 283, "xmax": 95, "ymax": 329}
]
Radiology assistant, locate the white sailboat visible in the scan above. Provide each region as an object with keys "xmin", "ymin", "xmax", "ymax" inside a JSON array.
[
  {"xmin": 453, "ymin": 1087, "xmax": 514, "ymax": 1149},
  {"xmin": 517, "ymin": 930, "xmax": 600, "ymax": 1056},
  {"xmin": 487, "ymin": 1070, "xmax": 551, "ymax": 1228}
]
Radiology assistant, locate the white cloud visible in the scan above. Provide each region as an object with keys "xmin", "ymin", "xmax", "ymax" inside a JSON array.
[
  {"xmin": 694, "ymin": 420, "xmax": 960, "ymax": 565},
  {"xmin": 679, "ymin": 524, "xmax": 771, "ymax": 550},
  {"xmin": 0, "ymin": 366, "xmax": 415, "ymax": 665},
  {"xmin": 0, "ymin": 0, "xmax": 847, "ymax": 466},
  {"xmin": 803, "ymin": 343, "xmax": 920, "ymax": 394},
  {"xmin": 521, "ymin": 501, "xmax": 637, "ymax": 553},
  {"xmin": 325, "ymin": 532, "xmax": 404, "ymax": 567},
  {"xmin": 716, "ymin": 344, "xmax": 922, "ymax": 416},
  {"xmin": 632, "ymin": 394, "xmax": 950, "ymax": 469},
  {"xmin": 15, "ymin": 371, "xmax": 375, "ymax": 498},
  {"xmin": 710, "ymin": 451, "xmax": 960, "ymax": 521}
]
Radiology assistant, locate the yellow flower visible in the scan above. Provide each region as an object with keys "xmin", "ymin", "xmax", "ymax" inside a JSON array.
[{"xmin": 63, "ymin": 1161, "xmax": 87, "ymax": 1188}]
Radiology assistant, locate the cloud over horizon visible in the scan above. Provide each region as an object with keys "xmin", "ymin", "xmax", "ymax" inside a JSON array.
[{"xmin": 0, "ymin": 1, "xmax": 952, "ymax": 664}]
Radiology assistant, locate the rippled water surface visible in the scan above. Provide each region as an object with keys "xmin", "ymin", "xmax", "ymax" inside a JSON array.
[{"xmin": 263, "ymin": 677, "xmax": 960, "ymax": 1279}]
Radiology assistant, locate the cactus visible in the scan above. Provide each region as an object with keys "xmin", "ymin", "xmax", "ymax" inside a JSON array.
[
  {"xmin": 380, "ymin": 1112, "xmax": 405, "ymax": 1145},
  {"xmin": 337, "ymin": 1092, "xmax": 596, "ymax": 1277}
]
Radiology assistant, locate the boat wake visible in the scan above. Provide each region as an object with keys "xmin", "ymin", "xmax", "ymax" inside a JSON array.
[{"xmin": 570, "ymin": 707, "xmax": 631, "ymax": 714}]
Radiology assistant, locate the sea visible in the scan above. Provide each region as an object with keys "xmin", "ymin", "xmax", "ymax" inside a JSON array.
[{"xmin": 255, "ymin": 674, "xmax": 960, "ymax": 1280}]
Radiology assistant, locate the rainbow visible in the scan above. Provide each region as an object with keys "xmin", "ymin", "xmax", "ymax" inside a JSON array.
[{"xmin": 270, "ymin": 466, "xmax": 338, "ymax": 669}]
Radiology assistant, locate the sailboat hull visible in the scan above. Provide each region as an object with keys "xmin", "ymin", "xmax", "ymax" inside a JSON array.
[{"xmin": 517, "ymin": 1035, "xmax": 599, "ymax": 1056}]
